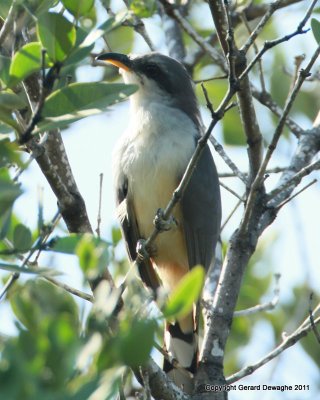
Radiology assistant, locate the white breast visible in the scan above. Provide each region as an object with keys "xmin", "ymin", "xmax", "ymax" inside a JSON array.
[{"xmin": 112, "ymin": 101, "xmax": 197, "ymax": 288}]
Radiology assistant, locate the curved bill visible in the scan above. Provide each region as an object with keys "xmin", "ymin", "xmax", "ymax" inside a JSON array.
[{"xmin": 95, "ymin": 52, "xmax": 132, "ymax": 71}]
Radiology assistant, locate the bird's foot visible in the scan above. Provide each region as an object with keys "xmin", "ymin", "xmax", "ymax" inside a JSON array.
[
  {"xmin": 154, "ymin": 208, "xmax": 178, "ymax": 232},
  {"xmin": 136, "ymin": 239, "xmax": 157, "ymax": 261}
]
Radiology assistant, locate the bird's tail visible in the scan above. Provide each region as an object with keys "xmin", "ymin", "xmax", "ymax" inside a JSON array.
[{"xmin": 163, "ymin": 317, "xmax": 198, "ymax": 394}]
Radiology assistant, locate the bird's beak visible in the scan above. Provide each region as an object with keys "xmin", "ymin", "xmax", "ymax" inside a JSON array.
[{"xmin": 95, "ymin": 52, "xmax": 132, "ymax": 71}]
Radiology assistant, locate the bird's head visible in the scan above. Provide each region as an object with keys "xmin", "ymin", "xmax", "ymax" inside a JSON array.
[{"xmin": 96, "ymin": 52, "xmax": 201, "ymax": 127}]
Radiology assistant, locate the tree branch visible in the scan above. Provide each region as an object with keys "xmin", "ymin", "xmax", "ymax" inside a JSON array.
[
  {"xmin": 240, "ymin": 0, "xmax": 317, "ymax": 80},
  {"xmin": 226, "ymin": 314, "xmax": 320, "ymax": 384},
  {"xmin": 141, "ymin": 358, "xmax": 189, "ymax": 400},
  {"xmin": 234, "ymin": 273, "xmax": 281, "ymax": 317}
]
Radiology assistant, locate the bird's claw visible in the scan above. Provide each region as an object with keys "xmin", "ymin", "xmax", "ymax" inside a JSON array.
[
  {"xmin": 136, "ymin": 239, "xmax": 149, "ymax": 261},
  {"xmin": 136, "ymin": 239, "xmax": 157, "ymax": 261},
  {"xmin": 154, "ymin": 208, "xmax": 178, "ymax": 232}
]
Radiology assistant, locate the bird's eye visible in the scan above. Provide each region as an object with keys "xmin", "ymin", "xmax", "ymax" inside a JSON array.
[{"xmin": 145, "ymin": 63, "xmax": 160, "ymax": 78}]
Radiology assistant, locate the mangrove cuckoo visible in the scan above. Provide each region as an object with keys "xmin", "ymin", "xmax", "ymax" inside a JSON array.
[{"xmin": 96, "ymin": 52, "xmax": 222, "ymax": 393}]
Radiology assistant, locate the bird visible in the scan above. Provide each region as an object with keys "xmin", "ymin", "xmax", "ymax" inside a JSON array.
[{"xmin": 96, "ymin": 52, "xmax": 222, "ymax": 393}]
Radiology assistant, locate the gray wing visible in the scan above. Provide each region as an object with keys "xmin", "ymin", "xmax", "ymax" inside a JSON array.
[
  {"xmin": 116, "ymin": 179, "xmax": 160, "ymax": 293},
  {"xmin": 181, "ymin": 144, "xmax": 221, "ymax": 272}
]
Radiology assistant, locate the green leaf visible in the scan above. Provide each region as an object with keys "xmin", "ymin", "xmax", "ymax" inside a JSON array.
[
  {"xmin": 50, "ymin": 234, "xmax": 111, "ymax": 255},
  {"xmin": 0, "ymin": 55, "xmax": 11, "ymax": 86},
  {"xmin": 0, "ymin": 0, "xmax": 11, "ymax": 19},
  {"xmin": 0, "ymin": 91, "xmax": 27, "ymax": 111},
  {"xmin": 8, "ymin": 42, "xmax": 52, "ymax": 87},
  {"xmin": 163, "ymin": 265, "xmax": 205, "ymax": 320},
  {"xmin": 129, "ymin": 0, "xmax": 156, "ymax": 18},
  {"xmin": 10, "ymin": 279, "xmax": 79, "ymax": 332},
  {"xmin": 13, "ymin": 223, "xmax": 33, "ymax": 251},
  {"xmin": 33, "ymin": 82, "xmax": 138, "ymax": 132},
  {"xmin": 37, "ymin": 12, "xmax": 76, "ymax": 62},
  {"xmin": 74, "ymin": 233, "xmax": 111, "ymax": 279},
  {"xmin": 0, "ymin": 109, "xmax": 21, "ymax": 133},
  {"xmin": 76, "ymin": 234, "xmax": 99, "ymax": 275},
  {"xmin": 0, "ymin": 178, "xmax": 22, "ymax": 217},
  {"xmin": 0, "ymin": 207, "xmax": 12, "ymax": 240},
  {"xmin": 0, "ymin": 262, "xmax": 57, "ymax": 276},
  {"xmin": 111, "ymin": 226, "xmax": 122, "ymax": 246},
  {"xmin": 0, "ymin": 123, "xmax": 12, "ymax": 134},
  {"xmin": 34, "ymin": 109, "xmax": 102, "ymax": 133},
  {"xmin": 63, "ymin": 13, "xmax": 129, "ymax": 67},
  {"xmin": 42, "ymin": 82, "xmax": 137, "ymax": 118},
  {"xmin": 61, "ymin": 0, "xmax": 94, "ymax": 18},
  {"xmin": 311, "ymin": 18, "xmax": 320, "ymax": 43},
  {"xmin": 34, "ymin": 0, "xmax": 60, "ymax": 16},
  {"xmin": 118, "ymin": 319, "xmax": 156, "ymax": 367}
]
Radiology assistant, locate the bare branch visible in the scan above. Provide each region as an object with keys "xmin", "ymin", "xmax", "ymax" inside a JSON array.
[
  {"xmin": 0, "ymin": 273, "xmax": 19, "ymax": 301},
  {"xmin": 240, "ymin": 12, "xmax": 266, "ymax": 92},
  {"xmin": 158, "ymin": 1, "xmax": 186, "ymax": 62},
  {"xmin": 219, "ymin": 166, "xmax": 288, "ymax": 178},
  {"xmin": 234, "ymin": 273, "xmax": 281, "ymax": 317},
  {"xmin": 159, "ymin": 1, "xmax": 225, "ymax": 68},
  {"xmin": 201, "ymin": 82, "xmax": 248, "ymax": 184},
  {"xmin": 250, "ymin": 85, "xmax": 303, "ymax": 138},
  {"xmin": 309, "ymin": 293, "xmax": 320, "ymax": 344},
  {"xmin": 268, "ymin": 160, "xmax": 320, "ymax": 203},
  {"xmin": 220, "ymin": 197, "xmax": 243, "ymax": 232},
  {"xmin": 274, "ymin": 178, "xmax": 317, "ymax": 210},
  {"xmin": 140, "ymin": 358, "xmax": 189, "ymax": 400},
  {"xmin": 126, "ymin": 17, "xmax": 155, "ymax": 51},
  {"xmin": 235, "ymin": 0, "xmax": 304, "ymax": 24},
  {"xmin": 219, "ymin": 180, "xmax": 244, "ymax": 201},
  {"xmin": 207, "ymin": 0, "xmax": 228, "ymax": 55},
  {"xmin": 43, "ymin": 276, "xmax": 94, "ymax": 302},
  {"xmin": 240, "ymin": 0, "xmax": 317, "ymax": 80},
  {"xmin": 242, "ymin": 44, "xmax": 320, "ymax": 232},
  {"xmin": 96, "ymin": 173, "xmax": 104, "ymax": 238},
  {"xmin": 0, "ymin": 211, "xmax": 61, "ymax": 302},
  {"xmin": 226, "ymin": 315, "xmax": 320, "ymax": 384},
  {"xmin": 0, "ymin": 0, "xmax": 19, "ymax": 47}
]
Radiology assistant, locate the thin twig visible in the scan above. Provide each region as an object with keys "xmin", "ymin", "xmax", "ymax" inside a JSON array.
[
  {"xmin": 226, "ymin": 314, "xmax": 320, "ymax": 384},
  {"xmin": 241, "ymin": 0, "xmax": 296, "ymax": 54},
  {"xmin": 223, "ymin": 0, "xmax": 238, "ymax": 88},
  {"xmin": 0, "ymin": 273, "xmax": 19, "ymax": 301},
  {"xmin": 219, "ymin": 166, "xmax": 288, "ymax": 178},
  {"xmin": 19, "ymin": 61, "xmax": 61, "ymax": 144},
  {"xmin": 241, "ymin": 44, "xmax": 320, "ymax": 233},
  {"xmin": 96, "ymin": 173, "xmax": 104, "ymax": 238},
  {"xmin": 201, "ymin": 82, "xmax": 248, "ymax": 184},
  {"xmin": 44, "ymin": 277, "xmax": 94, "ymax": 302},
  {"xmin": 267, "ymin": 160, "xmax": 320, "ymax": 203},
  {"xmin": 240, "ymin": 11, "xmax": 266, "ymax": 92},
  {"xmin": 250, "ymin": 86, "xmax": 303, "ymax": 138},
  {"xmin": 0, "ymin": 0, "xmax": 18, "ymax": 46},
  {"xmin": 159, "ymin": 0, "xmax": 225, "ymax": 69},
  {"xmin": 309, "ymin": 293, "xmax": 320, "ymax": 344},
  {"xmin": 221, "ymin": 198, "xmax": 243, "ymax": 232},
  {"xmin": 240, "ymin": 0, "xmax": 317, "ymax": 81},
  {"xmin": 234, "ymin": 273, "xmax": 281, "ymax": 317},
  {"xmin": 0, "ymin": 211, "xmax": 61, "ymax": 302},
  {"xmin": 210, "ymin": 138, "xmax": 248, "ymax": 185},
  {"xmin": 121, "ymin": 0, "xmax": 155, "ymax": 51},
  {"xmin": 194, "ymin": 74, "xmax": 227, "ymax": 84},
  {"xmin": 274, "ymin": 178, "xmax": 317, "ymax": 210},
  {"xmin": 219, "ymin": 180, "xmax": 244, "ymax": 201},
  {"xmin": 139, "ymin": 367, "xmax": 152, "ymax": 400}
]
